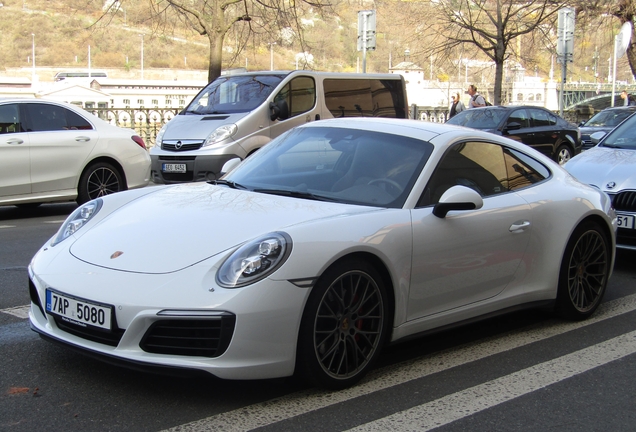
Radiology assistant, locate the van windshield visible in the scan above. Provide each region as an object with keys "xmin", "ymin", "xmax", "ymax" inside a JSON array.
[{"xmin": 184, "ymin": 75, "xmax": 285, "ymax": 115}]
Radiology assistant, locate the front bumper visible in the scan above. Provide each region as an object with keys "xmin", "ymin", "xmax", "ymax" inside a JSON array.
[{"xmin": 28, "ymin": 254, "xmax": 309, "ymax": 380}]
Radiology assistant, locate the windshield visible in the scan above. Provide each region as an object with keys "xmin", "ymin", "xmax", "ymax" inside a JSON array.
[
  {"xmin": 223, "ymin": 126, "xmax": 433, "ymax": 208},
  {"xmin": 584, "ymin": 109, "xmax": 634, "ymax": 127},
  {"xmin": 598, "ymin": 112, "xmax": 636, "ymax": 149},
  {"xmin": 184, "ymin": 74, "xmax": 284, "ymax": 114},
  {"xmin": 446, "ymin": 108, "xmax": 506, "ymax": 129}
]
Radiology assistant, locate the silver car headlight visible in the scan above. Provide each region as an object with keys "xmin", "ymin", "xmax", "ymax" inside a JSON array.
[
  {"xmin": 216, "ymin": 232, "xmax": 292, "ymax": 288},
  {"xmin": 51, "ymin": 199, "xmax": 103, "ymax": 247},
  {"xmin": 155, "ymin": 124, "xmax": 167, "ymax": 146},
  {"xmin": 203, "ymin": 124, "xmax": 238, "ymax": 147}
]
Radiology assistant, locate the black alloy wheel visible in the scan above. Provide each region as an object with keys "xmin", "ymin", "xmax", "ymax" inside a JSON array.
[
  {"xmin": 298, "ymin": 259, "xmax": 390, "ymax": 390},
  {"xmin": 77, "ymin": 162, "xmax": 125, "ymax": 204},
  {"xmin": 556, "ymin": 221, "xmax": 610, "ymax": 320}
]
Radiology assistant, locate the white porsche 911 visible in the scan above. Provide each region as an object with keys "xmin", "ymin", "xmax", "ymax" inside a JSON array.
[{"xmin": 29, "ymin": 118, "xmax": 616, "ymax": 390}]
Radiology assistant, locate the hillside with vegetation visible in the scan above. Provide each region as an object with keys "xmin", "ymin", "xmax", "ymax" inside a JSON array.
[{"xmin": 0, "ymin": 0, "xmax": 630, "ymax": 85}]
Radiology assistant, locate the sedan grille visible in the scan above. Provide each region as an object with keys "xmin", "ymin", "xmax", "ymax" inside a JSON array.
[
  {"xmin": 611, "ymin": 191, "xmax": 636, "ymax": 212},
  {"xmin": 140, "ymin": 315, "xmax": 236, "ymax": 358}
]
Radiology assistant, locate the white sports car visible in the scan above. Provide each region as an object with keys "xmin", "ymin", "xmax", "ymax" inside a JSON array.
[{"xmin": 29, "ymin": 118, "xmax": 616, "ymax": 389}]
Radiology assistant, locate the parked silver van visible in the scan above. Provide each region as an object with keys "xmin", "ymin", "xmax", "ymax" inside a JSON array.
[{"xmin": 150, "ymin": 71, "xmax": 408, "ymax": 183}]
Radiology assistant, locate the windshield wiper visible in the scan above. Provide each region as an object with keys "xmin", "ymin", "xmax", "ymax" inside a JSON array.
[
  {"xmin": 210, "ymin": 179, "xmax": 247, "ymax": 189},
  {"xmin": 252, "ymin": 188, "xmax": 336, "ymax": 202},
  {"xmin": 601, "ymin": 143, "xmax": 627, "ymax": 149}
]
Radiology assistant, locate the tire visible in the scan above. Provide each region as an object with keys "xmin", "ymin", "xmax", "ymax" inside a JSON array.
[
  {"xmin": 297, "ymin": 259, "xmax": 391, "ymax": 390},
  {"xmin": 77, "ymin": 162, "xmax": 125, "ymax": 204},
  {"xmin": 556, "ymin": 221, "xmax": 610, "ymax": 320},
  {"xmin": 555, "ymin": 144, "xmax": 573, "ymax": 165}
]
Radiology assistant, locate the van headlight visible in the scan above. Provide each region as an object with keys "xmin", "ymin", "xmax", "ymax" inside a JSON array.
[
  {"xmin": 216, "ymin": 232, "xmax": 292, "ymax": 288},
  {"xmin": 155, "ymin": 124, "xmax": 167, "ymax": 146},
  {"xmin": 51, "ymin": 199, "xmax": 103, "ymax": 246},
  {"xmin": 204, "ymin": 124, "xmax": 238, "ymax": 147}
]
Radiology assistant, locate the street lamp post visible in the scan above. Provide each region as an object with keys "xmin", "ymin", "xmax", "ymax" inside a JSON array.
[
  {"xmin": 269, "ymin": 42, "xmax": 276, "ymax": 71},
  {"xmin": 31, "ymin": 33, "xmax": 35, "ymax": 84}
]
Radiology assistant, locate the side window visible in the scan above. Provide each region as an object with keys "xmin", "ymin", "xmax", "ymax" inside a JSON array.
[
  {"xmin": 0, "ymin": 104, "xmax": 23, "ymax": 134},
  {"xmin": 274, "ymin": 76, "xmax": 316, "ymax": 118},
  {"xmin": 66, "ymin": 110, "xmax": 93, "ymax": 130},
  {"xmin": 24, "ymin": 103, "xmax": 69, "ymax": 131},
  {"xmin": 418, "ymin": 142, "xmax": 508, "ymax": 206},
  {"xmin": 507, "ymin": 109, "xmax": 530, "ymax": 128},
  {"xmin": 322, "ymin": 78, "xmax": 408, "ymax": 118},
  {"xmin": 529, "ymin": 109, "xmax": 555, "ymax": 127},
  {"xmin": 503, "ymin": 148, "xmax": 550, "ymax": 191}
]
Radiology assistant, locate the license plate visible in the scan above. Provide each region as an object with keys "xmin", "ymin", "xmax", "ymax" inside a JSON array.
[
  {"xmin": 617, "ymin": 214, "xmax": 635, "ymax": 229},
  {"xmin": 45, "ymin": 289, "xmax": 112, "ymax": 330},
  {"xmin": 162, "ymin": 163, "xmax": 186, "ymax": 173}
]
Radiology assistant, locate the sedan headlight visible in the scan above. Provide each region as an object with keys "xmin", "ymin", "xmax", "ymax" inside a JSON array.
[
  {"xmin": 203, "ymin": 124, "xmax": 238, "ymax": 147},
  {"xmin": 51, "ymin": 199, "xmax": 103, "ymax": 246},
  {"xmin": 216, "ymin": 232, "xmax": 292, "ymax": 288}
]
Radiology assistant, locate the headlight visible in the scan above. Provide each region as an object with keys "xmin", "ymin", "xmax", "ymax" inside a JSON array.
[
  {"xmin": 216, "ymin": 232, "xmax": 292, "ymax": 288},
  {"xmin": 155, "ymin": 124, "xmax": 167, "ymax": 146},
  {"xmin": 203, "ymin": 124, "xmax": 238, "ymax": 147},
  {"xmin": 51, "ymin": 199, "xmax": 103, "ymax": 246}
]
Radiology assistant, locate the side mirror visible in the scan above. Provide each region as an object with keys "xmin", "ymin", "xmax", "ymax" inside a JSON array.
[
  {"xmin": 504, "ymin": 122, "xmax": 522, "ymax": 131},
  {"xmin": 579, "ymin": 121, "xmax": 586, "ymax": 127},
  {"xmin": 269, "ymin": 99, "xmax": 289, "ymax": 121},
  {"xmin": 219, "ymin": 158, "xmax": 242, "ymax": 176},
  {"xmin": 433, "ymin": 185, "xmax": 484, "ymax": 218},
  {"xmin": 590, "ymin": 131, "xmax": 606, "ymax": 145}
]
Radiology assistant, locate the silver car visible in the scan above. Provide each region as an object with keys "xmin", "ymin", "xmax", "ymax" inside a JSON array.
[{"xmin": 565, "ymin": 112, "xmax": 636, "ymax": 250}]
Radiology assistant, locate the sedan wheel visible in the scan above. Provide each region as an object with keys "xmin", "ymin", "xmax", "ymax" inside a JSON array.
[
  {"xmin": 77, "ymin": 162, "xmax": 125, "ymax": 204},
  {"xmin": 556, "ymin": 145, "xmax": 573, "ymax": 165},
  {"xmin": 556, "ymin": 222, "xmax": 610, "ymax": 320},
  {"xmin": 298, "ymin": 259, "xmax": 390, "ymax": 390}
]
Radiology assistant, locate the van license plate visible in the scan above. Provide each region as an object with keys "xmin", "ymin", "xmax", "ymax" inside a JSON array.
[{"xmin": 162, "ymin": 163, "xmax": 186, "ymax": 173}]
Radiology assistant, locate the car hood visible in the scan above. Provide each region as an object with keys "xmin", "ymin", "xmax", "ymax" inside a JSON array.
[
  {"xmin": 565, "ymin": 146, "xmax": 636, "ymax": 191},
  {"xmin": 69, "ymin": 183, "xmax": 379, "ymax": 274},
  {"xmin": 162, "ymin": 112, "xmax": 249, "ymax": 140}
]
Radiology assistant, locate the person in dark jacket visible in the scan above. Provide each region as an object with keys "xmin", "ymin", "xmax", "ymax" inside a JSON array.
[{"xmin": 449, "ymin": 92, "xmax": 465, "ymax": 118}]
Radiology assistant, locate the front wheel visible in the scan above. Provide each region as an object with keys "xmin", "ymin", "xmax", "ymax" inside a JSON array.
[
  {"xmin": 77, "ymin": 162, "xmax": 125, "ymax": 204},
  {"xmin": 556, "ymin": 221, "xmax": 611, "ymax": 320},
  {"xmin": 297, "ymin": 259, "xmax": 390, "ymax": 390},
  {"xmin": 555, "ymin": 144, "xmax": 573, "ymax": 165}
]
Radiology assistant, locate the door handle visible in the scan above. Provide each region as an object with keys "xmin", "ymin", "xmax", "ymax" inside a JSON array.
[
  {"xmin": 509, "ymin": 220, "xmax": 531, "ymax": 232},
  {"xmin": 6, "ymin": 138, "xmax": 24, "ymax": 145},
  {"xmin": 75, "ymin": 136, "xmax": 91, "ymax": 142}
]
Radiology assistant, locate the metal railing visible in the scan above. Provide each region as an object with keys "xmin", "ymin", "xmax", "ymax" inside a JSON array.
[{"xmin": 87, "ymin": 106, "xmax": 594, "ymax": 148}]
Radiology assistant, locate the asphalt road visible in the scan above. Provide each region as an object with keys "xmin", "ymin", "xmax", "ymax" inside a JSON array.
[{"xmin": 2, "ymin": 202, "xmax": 636, "ymax": 432}]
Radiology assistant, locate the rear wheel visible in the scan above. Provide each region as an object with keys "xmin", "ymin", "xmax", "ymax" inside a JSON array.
[
  {"xmin": 77, "ymin": 162, "xmax": 125, "ymax": 204},
  {"xmin": 556, "ymin": 221, "xmax": 610, "ymax": 320},
  {"xmin": 555, "ymin": 144, "xmax": 573, "ymax": 165},
  {"xmin": 297, "ymin": 259, "xmax": 390, "ymax": 390}
]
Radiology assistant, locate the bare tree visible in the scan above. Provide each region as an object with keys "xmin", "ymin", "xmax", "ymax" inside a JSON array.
[
  {"xmin": 415, "ymin": 0, "xmax": 569, "ymax": 105},
  {"xmin": 575, "ymin": 0, "xmax": 636, "ymax": 80},
  {"xmin": 141, "ymin": 0, "xmax": 334, "ymax": 82}
]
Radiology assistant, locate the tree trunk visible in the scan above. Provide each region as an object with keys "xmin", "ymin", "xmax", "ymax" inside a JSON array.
[{"xmin": 207, "ymin": 33, "xmax": 225, "ymax": 83}]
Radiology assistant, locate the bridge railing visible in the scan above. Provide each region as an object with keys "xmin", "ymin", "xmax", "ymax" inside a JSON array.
[{"xmin": 86, "ymin": 106, "xmax": 594, "ymax": 148}]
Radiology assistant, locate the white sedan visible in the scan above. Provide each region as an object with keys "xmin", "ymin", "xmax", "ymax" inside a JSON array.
[
  {"xmin": 0, "ymin": 99, "xmax": 150, "ymax": 207},
  {"xmin": 29, "ymin": 118, "xmax": 615, "ymax": 389}
]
